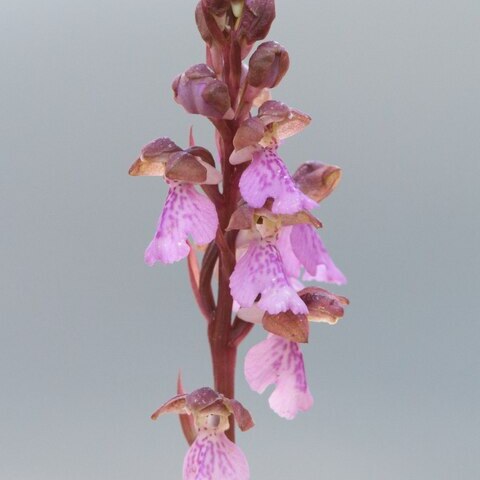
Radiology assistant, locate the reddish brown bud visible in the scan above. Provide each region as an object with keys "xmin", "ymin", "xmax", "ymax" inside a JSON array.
[
  {"xmin": 172, "ymin": 64, "xmax": 234, "ymax": 119},
  {"xmin": 195, "ymin": 2, "xmax": 213, "ymax": 45},
  {"xmin": 299, "ymin": 287, "xmax": 349, "ymax": 325},
  {"xmin": 202, "ymin": 0, "xmax": 230, "ymax": 16},
  {"xmin": 262, "ymin": 310, "xmax": 309, "ymax": 343},
  {"xmin": 293, "ymin": 162, "xmax": 342, "ymax": 203},
  {"xmin": 236, "ymin": 0, "xmax": 276, "ymax": 46},
  {"xmin": 247, "ymin": 41, "xmax": 289, "ymax": 89}
]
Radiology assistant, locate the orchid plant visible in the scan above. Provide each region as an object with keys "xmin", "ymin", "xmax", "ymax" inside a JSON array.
[{"xmin": 130, "ymin": 1, "xmax": 348, "ymax": 478}]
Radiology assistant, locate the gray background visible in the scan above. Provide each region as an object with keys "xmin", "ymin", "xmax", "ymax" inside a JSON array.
[{"xmin": 1, "ymin": 0, "xmax": 479, "ymax": 478}]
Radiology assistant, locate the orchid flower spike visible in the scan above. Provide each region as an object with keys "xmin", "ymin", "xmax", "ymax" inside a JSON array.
[{"xmin": 130, "ymin": 0, "xmax": 350, "ymax": 475}]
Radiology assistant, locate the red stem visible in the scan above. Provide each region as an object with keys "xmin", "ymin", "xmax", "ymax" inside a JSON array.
[{"xmin": 198, "ymin": 16, "xmax": 253, "ymax": 444}]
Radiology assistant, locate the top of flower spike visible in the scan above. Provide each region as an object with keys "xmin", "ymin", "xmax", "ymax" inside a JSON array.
[{"xmin": 234, "ymin": 0, "xmax": 276, "ymax": 48}]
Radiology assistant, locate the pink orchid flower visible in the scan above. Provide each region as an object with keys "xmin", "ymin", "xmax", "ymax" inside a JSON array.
[{"xmin": 151, "ymin": 387, "xmax": 253, "ymax": 480}]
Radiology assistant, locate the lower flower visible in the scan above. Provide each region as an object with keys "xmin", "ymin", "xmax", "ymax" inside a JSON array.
[
  {"xmin": 184, "ymin": 431, "xmax": 249, "ymax": 480},
  {"xmin": 244, "ymin": 334, "xmax": 313, "ymax": 420},
  {"xmin": 151, "ymin": 387, "xmax": 253, "ymax": 480}
]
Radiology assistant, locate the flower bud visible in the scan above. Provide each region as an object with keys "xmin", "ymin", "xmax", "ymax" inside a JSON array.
[
  {"xmin": 247, "ymin": 41, "xmax": 289, "ymax": 89},
  {"xmin": 202, "ymin": 0, "xmax": 230, "ymax": 16},
  {"xmin": 172, "ymin": 64, "xmax": 234, "ymax": 119},
  {"xmin": 235, "ymin": 0, "xmax": 276, "ymax": 47},
  {"xmin": 128, "ymin": 137, "xmax": 182, "ymax": 176},
  {"xmin": 293, "ymin": 162, "xmax": 342, "ymax": 203},
  {"xmin": 195, "ymin": 2, "xmax": 213, "ymax": 45}
]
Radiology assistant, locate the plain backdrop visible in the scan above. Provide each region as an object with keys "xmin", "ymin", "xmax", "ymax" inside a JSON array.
[{"xmin": 1, "ymin": 1, "xmax": 479, "ymax": 479}]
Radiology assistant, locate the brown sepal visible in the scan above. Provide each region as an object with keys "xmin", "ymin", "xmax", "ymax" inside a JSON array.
[
  {"xmin": 293, "ymin": 162, "xmax": 342, "ymax": 203},
  {"xmin": 233, "ymin": 117, "xmax": 265, "ymax": 150},
  {"xmin": 186, "ymin": 387, "xmax": 222, "ymax": 412},
  {"xmin": 262, "ymin": 310, "xmax": 309, "ymax": 343},
  {"xmin": 128, "ymin": 157, "xmax": 165, "ymax": 176},
  {"xmin": 183, "ymin": 63, "xmax": 216, "ymax": 81},
  {"xmin": 278, "ymin": 211, "xmax": 322, "ymax": 229},
  {"xmin": 129, "ymin": 137, "xmax": 182, "ymax": 176},
  {"xmin": 254, "ymin": 206, "xmax": 322, "ymax": 229},
  {"xmin": 223, "ymin": 398, "xmax": 255, "ymax": 432},
  {"xmin": 165, "ymin": 151, "xmax": 207, "ymax": 184},
  {"xmin": 141, "ymin": 137, "xmax": 182, "ymax": 159},
  {"xmin": 257, "ymin": 100, "xmax": 290, "ymax": 124},
  {"xmin": 177, "ymin": 372, "xmax": 197, "ymax": 446},
  {"xmin": 275, "ymin": 108, "xmax": 312, "ymax": 140},
  {"xmin": 151, "ymin": 394, "xmax": 188, "ymax": 420},
  {"xmin": 227, "ymin": 204, "xmax": 255, "ymax": 231},
  {"xmin": 258, "ymin": 101, "xmax": 311, "ymax": 140},
  {"xmin": 201, "ymin": 79, "xmax": 233, "ymax": 117},
  {"xmin": 299, "ymin": 287, "xmax": 349, "ymax": 325},
  {"xmin": 186, "ymin": 146, "xmax": 216, "ymax": 167}
]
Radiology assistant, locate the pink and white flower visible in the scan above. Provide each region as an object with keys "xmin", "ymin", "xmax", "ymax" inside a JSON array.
[
  {"xmin": 129, "ymin": 137, "xmax": 220, "ymax": 265},
  {"xmin": 151, "ymin": 387, "xmax": 253, "ymax": 480},
  {"xmin": 244, "ymin": 334, "xmax": 313, "ymax": 420},
  {"xmin": 230, "ymin": 238, "xmax": 308, "ymax": 315},
  {"xmin": 277, "ymin": 224, "xmax": 347, "ymax": 285},
  {"xmin": 239, "ymin": 146, "xmax": 317, "ymax": 214}
]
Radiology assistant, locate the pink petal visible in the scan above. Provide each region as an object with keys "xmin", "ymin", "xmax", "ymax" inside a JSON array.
[
  {"xmin": 239, "ymin": 147, "xmax": 316, "ymax": 214},
  {"xmin": 244, "ymin": 334, "xmax": 313, "ymax": 420},
  {"xmin": 275, "ymin": 226, "xmax": 301, "ymax": 278},
  {"xmin": 145, "ymin": 183, "xmax": 218, "ymax": 265},
  {"xmin": 290, "ymin": 224, "xmax": 346, "ymax": 284},
  {"xmin": 229, "ymin": 239, "xmax": 307, "ymax": 315},
  {"xmin": 183, "ymin": 432, "xmax": 250, "ymax": 480}
]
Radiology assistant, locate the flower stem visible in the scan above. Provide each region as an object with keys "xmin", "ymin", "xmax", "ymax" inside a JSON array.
[{"xmin": 205, "ymin": 28, "xmax": 246, "ymax": 443}]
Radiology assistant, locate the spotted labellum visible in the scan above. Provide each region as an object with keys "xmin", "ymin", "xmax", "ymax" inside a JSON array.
[{"xmin": 129, "ymin": 1, "xmax": 348, "ymax": 478}]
